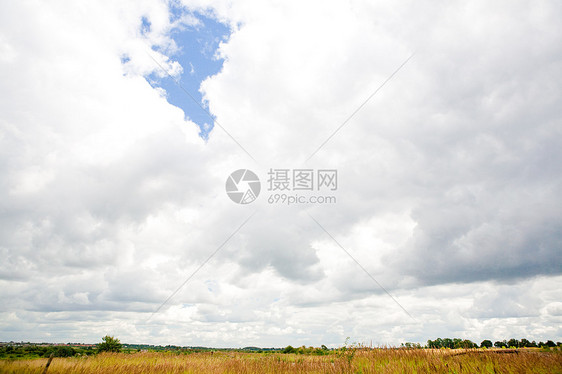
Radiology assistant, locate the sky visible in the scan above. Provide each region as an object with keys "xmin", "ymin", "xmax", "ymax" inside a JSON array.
[
  {"xmin": 145, "ymin": 6, "xmax": 229, "ymax": 138},
  {"xmin": 0, "ymin": 0, "xmax": 561, "ymax": 348}
]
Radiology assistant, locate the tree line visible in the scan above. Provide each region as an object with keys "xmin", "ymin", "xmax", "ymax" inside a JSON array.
[
  {"xmin": 425, "ymin": 338, "xmax": 560, "ymax": 349},
  {"xmin": 0, "ymin": 335, "xmax": 121, "ymax": 359},
  {"xmin": 3, "ymin": 335, "xmax": 560, "ymax": 360}
]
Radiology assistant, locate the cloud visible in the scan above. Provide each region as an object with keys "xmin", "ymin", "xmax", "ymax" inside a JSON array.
[{"xmin": 0, "ymin": 0, "xmax": 561, "ymax": 347}]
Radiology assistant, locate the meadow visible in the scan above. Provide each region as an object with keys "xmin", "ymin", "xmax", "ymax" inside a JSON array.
[{"xmin": 1, "ymin": 348, "xmax": 561, "ymax": 374}]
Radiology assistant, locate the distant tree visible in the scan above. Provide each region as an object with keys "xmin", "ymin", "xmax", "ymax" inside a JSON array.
[
  {"xmin": 97, "ymin": 335, "xmax": 122, "ymax": 353},
  {"xmin": 507, "ymin": 339, "xmax": 519, "ymax": 348},
  {"xmin": 53, "ymin": 346, "xmax": 76, "ymax": 357},
  {"xmin": 545, "ymin": 340, "xmax": 556, "ymax": 348},
  {"xmin": 459, "ymin": 339, "xmax": 476, "ymax": 349},
  {"xmin": 480, "ymin": 340, "xmax": 493, "ymax": 348},
  {"xmin": 312, "ymin": 347, "xmax": 327, "ymax": 355},
  {"xmin": 282, "ymin": 345, "xmax": 296, "ymax": 354},
  {"xmin": 520, "ymin": 339, "xmax": 531, "ymax": 348},
  {"xmin": 321, "ymin": 345, "xmax": 328, "ymax": 350},
  {"xmin": 427, "ymin": 338, "xmax": 446, "ymax": 349},
  {"xmin": 452, "ymin": 338, "xmax": 462, "ymax": 349},
  {"xmin": 442, "ymin": 338, "xmax": 453, "ymax": 349},
  {"xmin": 494, "ymin": 341, "xmax": 507, "ymax": 348}
]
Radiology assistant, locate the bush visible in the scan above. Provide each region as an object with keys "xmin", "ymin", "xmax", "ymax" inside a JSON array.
[{"xmin": 53, "ymin": 346, "xmax": 76, "ymax": 357}]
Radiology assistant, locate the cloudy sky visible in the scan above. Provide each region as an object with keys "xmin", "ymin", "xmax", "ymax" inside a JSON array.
[{"xmin": 1, "ymin": 0, "xmax": 561, "ymax": 347}]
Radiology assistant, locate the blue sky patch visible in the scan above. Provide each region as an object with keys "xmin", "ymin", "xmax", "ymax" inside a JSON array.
[
  {"xmin": 140, "ymin": 16, "xmax": 151, "ymax": 36},
  {"xmin": 145, "ymin": 8, "xmax": 230, "ymax": 139}
]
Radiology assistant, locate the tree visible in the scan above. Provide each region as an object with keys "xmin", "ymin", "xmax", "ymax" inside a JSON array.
[
  {"xmin": 53, "ymin": 346, "xmax": 76, "ymax": 357},
  {"xmin": 282, "ymin": 345, "xmax": 296, "ymax": 354},
  {"xmin": 427, "ymin": 339, "xmax": 442, "ymax": 348},
  {"xmin": 480, "ymin": 340, "xmax": 493, "ymax": 348},
  {"xmin": 507, "ymin": 339, "xmax": 519, "ymax": 348},
  {"xmin": 97, "ymin": 335, "xmax": 122, "ymax": 353},
  {"xmin": 520, "ymin": 339, "xmax": 531, "ymax": 348},
  {"xmin": 442, "ymin": 338, "xmax": 453, "ymax": 349},
  {"xmin": 494, "ymin": 341, "xmax": 507, "ymax": 348},
  {"xmin": 459, "ymin": 339, "xmax": 476, "ymax": 349}
]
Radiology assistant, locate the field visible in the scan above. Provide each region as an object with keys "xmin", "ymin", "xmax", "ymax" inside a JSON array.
[{"xmin": 1, "ymin": 349, "xmax": 561, "ymax": 374}]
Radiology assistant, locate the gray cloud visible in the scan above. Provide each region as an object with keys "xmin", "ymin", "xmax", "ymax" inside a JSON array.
[{"xmin": 0, "ymin": 0, "xmax": 561, "ymax": 346}]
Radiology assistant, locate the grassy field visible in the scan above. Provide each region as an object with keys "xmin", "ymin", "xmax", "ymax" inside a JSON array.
[{"xmin": 1, "ymin": 349, "xmax": 561, "ymax": 373}]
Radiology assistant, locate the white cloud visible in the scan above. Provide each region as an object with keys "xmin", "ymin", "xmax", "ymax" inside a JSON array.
[{"xmin": 0, "ymin": 0, "xmax": 561, "ymax": 347}]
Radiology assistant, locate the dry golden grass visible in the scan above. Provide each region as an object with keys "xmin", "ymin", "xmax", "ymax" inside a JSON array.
[{"xmin": 1, "ymin": 349, "xmax": 561, "ymax": 374}]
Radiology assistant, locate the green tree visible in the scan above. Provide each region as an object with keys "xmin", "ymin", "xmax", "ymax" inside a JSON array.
[
  {"xmin": 507, "ymin": 338, "xmax": 519, "ymax": 348},
  {"xmin": 53, "ymin": 346, "xmax": 76, "ymax": 357},
  {"xmin": 282, "ymin": 345, "xmax": 296, "ymax": 354},
  {"xmin": 97, "ymin": 335, "xmax": 122, "ymax": 353},
  {"xmin": 459, "ymin": 339, "xmax": 476, "ymax": 349},
  {"xmin": 480, "ymin": 340, "xmax": 493, "ymax": 348},
  {"xmin": 520, "ymin": 339, "xmax": 531, "ymax": 347},
  {"xmin": 494, "ymin": 340, "xmax": 507, "ymax": 348}
]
